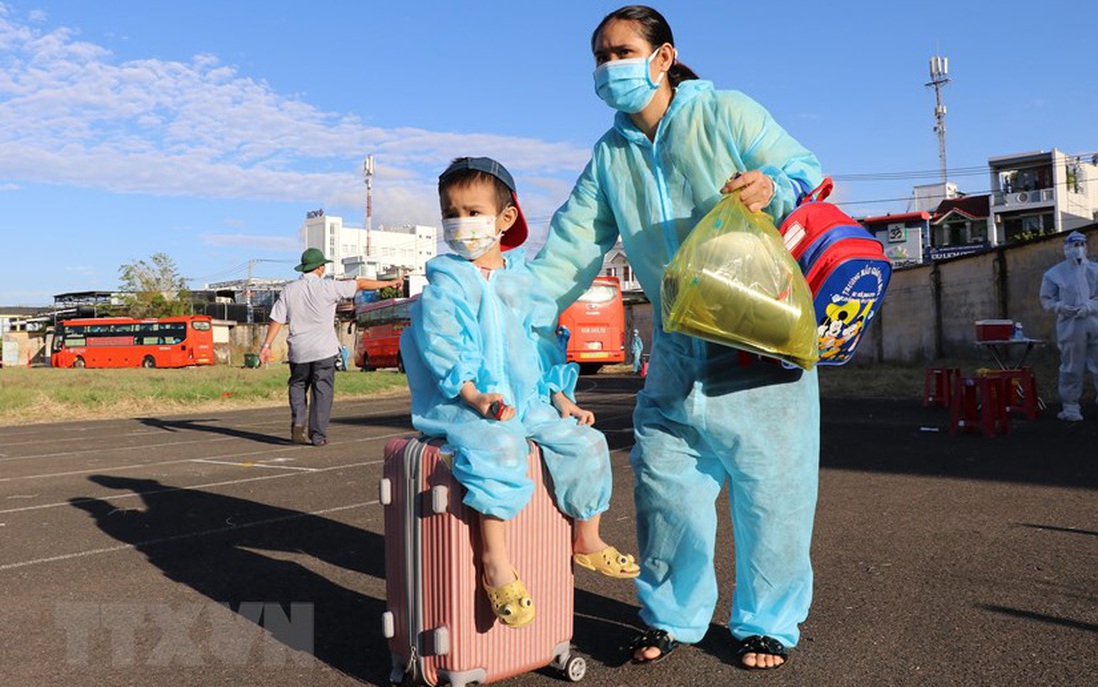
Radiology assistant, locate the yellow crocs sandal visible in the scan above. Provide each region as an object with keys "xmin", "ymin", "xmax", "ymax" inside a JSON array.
[
  {"xmin": 483, "ymin": 570, "xmax": 535, "ymax": 628},
  {"xmin": 573, "ymin": 546, "xmax": 640, "ymax": 579}
]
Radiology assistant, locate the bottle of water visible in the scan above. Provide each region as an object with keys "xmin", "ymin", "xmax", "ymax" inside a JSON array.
[{"xmin": 1013, "ymin": 321, "xmax": 1024, "ymax": 340}]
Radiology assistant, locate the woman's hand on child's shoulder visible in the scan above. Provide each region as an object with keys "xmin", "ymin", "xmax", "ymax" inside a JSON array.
[{"xmin": 552, "ymin": 392, "xmax": 596, "ymax": 426}]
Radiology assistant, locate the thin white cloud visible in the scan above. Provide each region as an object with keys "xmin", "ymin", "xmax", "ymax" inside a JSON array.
[
  {"xmin": 0, "ymin": 9, "xmax": 590, "ymax": 228},
  {"xmin": 0, "ymin": 182, "xmax": 19, "ymax": 190},
  {"xmin": 200, "ymin": 233, "xmax": 300, "ymax": 252}
]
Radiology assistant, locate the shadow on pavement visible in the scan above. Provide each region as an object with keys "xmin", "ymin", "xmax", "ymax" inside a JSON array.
[
  {"xmin": 820, "ymin": 398, "xmax": 1098, "ymax": 490},
  {"xmin": 68, "ymin": 475, "xmax": 641, "ymax": 683},
  {"xmin": 981, "ymin": 604, "xmax": 1098, "ymax": 633},
  {"xmin": 137, "ymin": 417, "xmax": 291, "ymax": 445},
  {"xmin": 69, "ymin": 475, "xmax": 392, "ymax": 685},
  {"xmin": 330, "ymin": 412, "xmax": 414, "ymax": 430}
]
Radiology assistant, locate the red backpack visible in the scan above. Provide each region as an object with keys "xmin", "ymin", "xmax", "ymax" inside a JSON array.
[{"xmin": 779, "ymin": 178, "xmax": 892, "ymax": 365}]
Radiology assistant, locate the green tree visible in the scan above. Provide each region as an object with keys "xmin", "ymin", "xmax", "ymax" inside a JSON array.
[{"xmin": 118, "ymin": 253, "xmax": 192, "ymax": 318}]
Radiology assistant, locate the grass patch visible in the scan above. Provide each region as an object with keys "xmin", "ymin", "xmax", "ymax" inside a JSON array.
[
  {"xmin": 0, "ymin": 365, "xmax": 409, "ymax": 426},
  {"xmin": 1, "ymin": 354, "xmax": 1072, "ymax": 426}
]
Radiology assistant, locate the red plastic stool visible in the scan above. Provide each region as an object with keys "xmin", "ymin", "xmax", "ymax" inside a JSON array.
[
  {"xmin": 924, "ymin": 367, "xmax": 961, "ymax": 407},
  {"xmin": 949, "ymin": 375, "xmax": 1010, "ymax": 437},
  {"xmin": 978, "ymin": 368, "xmax": 1038, "ymax": 421}
]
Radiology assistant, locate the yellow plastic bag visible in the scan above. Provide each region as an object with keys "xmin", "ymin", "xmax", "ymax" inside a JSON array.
[{"xmin": 661, "ymin": 192, "xmax": 819, "ymax": 370}]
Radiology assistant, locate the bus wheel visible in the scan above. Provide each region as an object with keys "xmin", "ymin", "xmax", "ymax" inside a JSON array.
[
  {"xmin": 142, "ymin": 356, "xmax": 156, "ymax": 369},
  {"xmin": 397, "ymin": 354, "xmax": 405, "ymax": 374},
  {"xmin": 73, "ymin": 356, "xmax": 86, "ymax": 368}
]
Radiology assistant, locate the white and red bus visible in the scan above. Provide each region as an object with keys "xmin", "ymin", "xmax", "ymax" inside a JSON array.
[
  {"xmin": 51, "ymin": 315, "xmax": 215, "ymax": 369},
  {"xmin": 558, "ymin": 275, "xmax": 626, "ymax": 375}
]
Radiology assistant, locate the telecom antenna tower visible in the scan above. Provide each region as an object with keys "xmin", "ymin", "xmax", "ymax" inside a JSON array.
[
  {"xmin": 926, "ymin": 55, "xmax": 950, "ymax": 186},
  {"xmin": 363, "ymin": 154, "xmax": 375, "ymax": 258}
]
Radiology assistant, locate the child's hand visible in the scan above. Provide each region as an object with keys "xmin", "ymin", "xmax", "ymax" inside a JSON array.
[
  {"xmin": 461, "ymin": 382, "xmax": 516, "ymax": 421},
  {"xmin": 552, "ymin": 392, "xmax": 595, "ymax": 426}
]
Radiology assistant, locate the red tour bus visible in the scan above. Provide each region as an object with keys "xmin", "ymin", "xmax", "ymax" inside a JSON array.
[
  {"xmin": 558, "ymin": 275, "xmax": 626, "ymax": 374},
  {"xmin": 354, "ymin": 296, "xmax": 418, "ymax": 372},
  {"xmin": 51, "ymin": 315, "xmax": 215, "ymax": 369}
]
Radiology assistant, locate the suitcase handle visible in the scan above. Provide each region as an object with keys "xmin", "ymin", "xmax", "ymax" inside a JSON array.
[
  {"xmin": 379, "ymin": 478, "xmax": 392, "ymax": 506},
  {"xmin": 431, "ymin": 485, "xmax": 449, "ymax": 514}
]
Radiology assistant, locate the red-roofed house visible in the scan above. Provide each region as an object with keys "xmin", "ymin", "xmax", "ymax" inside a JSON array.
[{"xmin": 927, "ymin": 194, "xmax": 991, "ymax": 259}]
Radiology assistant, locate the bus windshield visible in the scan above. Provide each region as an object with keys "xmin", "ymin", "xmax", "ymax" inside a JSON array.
[{"xmin": 558, "ymin": 276, "xmax": 625, "ymax": 374}]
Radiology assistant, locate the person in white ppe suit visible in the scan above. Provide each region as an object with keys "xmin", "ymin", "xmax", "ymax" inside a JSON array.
[
  {"xmin": 1039, "ymin": 231, "xmax": 1098, "ymax": 421},
  {"xmin": 401, "ymin": 157, "xmax": 639, "ymax": 630},
  {"xmin": 529, "ymin": 6, "xmax": 822, "ymax": 671}
]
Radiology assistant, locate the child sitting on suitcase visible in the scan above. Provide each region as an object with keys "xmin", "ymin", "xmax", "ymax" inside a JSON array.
[{"xmin": 400, "ymin": 157, "xmax": 639, "ymax": 629}]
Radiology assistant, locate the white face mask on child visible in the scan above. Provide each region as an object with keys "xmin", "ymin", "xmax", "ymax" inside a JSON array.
[{"xmin": 442, "ymin": 216, "xmax": 501, "ymax": 260}]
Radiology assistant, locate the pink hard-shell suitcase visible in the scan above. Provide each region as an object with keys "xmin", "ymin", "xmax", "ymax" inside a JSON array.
[{"xmin": 381, "ymin": 436, "xmax": 587, "ymax": 687}]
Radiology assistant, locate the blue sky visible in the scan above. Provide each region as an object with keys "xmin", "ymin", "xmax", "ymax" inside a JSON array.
[{"xmin": 2, "ymin": 0, "xmax": 1096, "ymax": 305}]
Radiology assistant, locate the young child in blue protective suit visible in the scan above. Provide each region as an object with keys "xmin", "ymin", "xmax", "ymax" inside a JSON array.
[
  {"xmin": 529, "ymin": 6, "xmax": 824, "ymax": 670},
  {"xmin": 400, "ymin": 157, "xmax": 639, "ymax": 630},
  {"xmin": 1039, "ymin": 230, "xmax": 1098, "ymax": 421}
]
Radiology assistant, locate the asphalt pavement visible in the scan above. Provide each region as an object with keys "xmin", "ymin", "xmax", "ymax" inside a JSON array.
[{"xmin": 1, "ymin": 373, "xmax": 1095, "ymax": 687}]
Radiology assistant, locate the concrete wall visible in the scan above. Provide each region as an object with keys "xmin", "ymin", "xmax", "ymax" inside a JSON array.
[
  {"xmin": 1, "ymin": 331, "xmax": 48, "ymax": 367},
  {"xmin": 864, "ymin": 226, "xmax": 1094, "ymax": 363},
  {"xmin": 225, "ymin": 321, "xmax": 356, "ymax": 366}
]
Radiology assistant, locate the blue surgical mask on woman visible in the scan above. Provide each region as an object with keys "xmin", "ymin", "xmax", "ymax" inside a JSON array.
[
  {"xmin": 442, "ymin": 216, "xmax": 501, "ymax": 261},
  {"xmin": 593, "ymin": 47, "xmax": 666, "ymax": 113}
]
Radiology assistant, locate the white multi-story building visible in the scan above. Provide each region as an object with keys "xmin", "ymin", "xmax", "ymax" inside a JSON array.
[
  {"xmin": 300, "ymin": 210, "xmax": 437, "ymax": 278},
  {"xmin": 988, "ymin": 149, "xmax": 1098, "ymax": 244}
]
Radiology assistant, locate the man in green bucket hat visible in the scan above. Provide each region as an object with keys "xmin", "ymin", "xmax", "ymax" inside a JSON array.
[{"xmin": 259, "ymin": 248, "xmax": 404, "ymax": 446}]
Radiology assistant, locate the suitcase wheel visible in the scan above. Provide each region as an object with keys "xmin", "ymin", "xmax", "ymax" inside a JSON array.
[{"xmin": 562, "ymin": 654, "xmax": 587, "ymax": 682}]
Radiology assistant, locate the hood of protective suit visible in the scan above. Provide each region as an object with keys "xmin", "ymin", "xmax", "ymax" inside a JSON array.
[{"xmin": 1065, "ymin": 242, "xmax": 1088, "ymax": 262}]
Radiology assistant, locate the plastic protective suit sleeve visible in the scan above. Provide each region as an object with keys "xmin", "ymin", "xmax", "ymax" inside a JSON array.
[
  {"xmin": 527, "ymin": 282, "xmax": 581, "ymax": 400},
  {"xmin": 732, "ymin": 91, "xmax": 822, "ymax": 220},
  {"xmin": 541, "ymin": 362, "xmax": 579, "ymax": 401},
  {"xmin": 412, "ymin": 267, "xmax": 484, "ymax": 400},
  {"xmin": 1040, "ymin": 258, "xmax": 1098, "ymax": 338},
  {"xmin": 530, "ymin": 160, "xmax": 622, "ymax": 312}
]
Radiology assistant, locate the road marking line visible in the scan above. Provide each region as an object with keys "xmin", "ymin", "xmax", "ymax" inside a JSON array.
[
  {"xmin": 0, "ymin": 430, "xmax": 410, "ymax": 483},
  {"xmin": 0, "ymin": 461, "xmax": 382, "ymax": 515},
  {"xmin": 191, "ymin": 459, "xmax": 319, "ymax": 472},
  {"xmin": 0, "ymin": 405, "xmax": 414, "ymax": 463},
  {"xmin": 0, "ymin": 398, "xmax": 409, "ymax": 436},
  {"xmin": 0, "ymin": 436, "xmax": 238, "ymax": 464},
  {"xmin": 0, "ymin": 501, "xmax": 377, "ymax": 572}
]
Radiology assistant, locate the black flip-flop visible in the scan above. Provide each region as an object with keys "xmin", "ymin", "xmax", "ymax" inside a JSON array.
[
  {"xmin": 734, "ymin": 635, "xmax": 789, "ymax": 670},
  {"xmin": 627, "ymin": 628, "xmax": 677, "ymax": 665}
]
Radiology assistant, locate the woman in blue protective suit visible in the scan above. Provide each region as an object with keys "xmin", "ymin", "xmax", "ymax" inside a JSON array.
[{"xmin": 528, "ymin": 5, "xmax": 824, "ymax": 671}]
